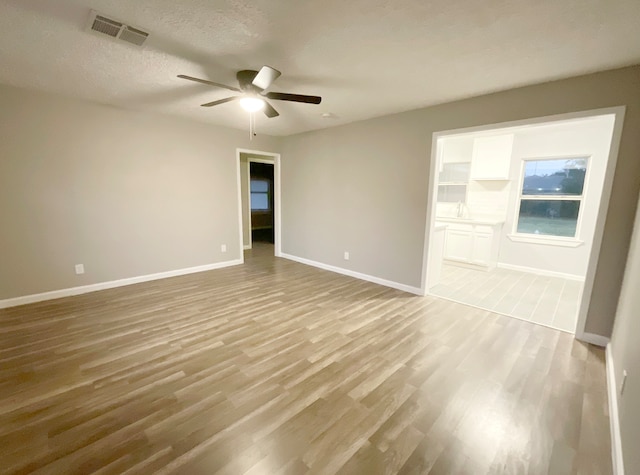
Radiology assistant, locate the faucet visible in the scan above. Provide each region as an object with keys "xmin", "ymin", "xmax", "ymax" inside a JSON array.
[{"xmin": 455, "ymin": 201, "xmax": 469, "ymax": 218}]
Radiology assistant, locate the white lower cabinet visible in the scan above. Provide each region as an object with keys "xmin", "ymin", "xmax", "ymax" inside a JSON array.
[
  {"xmin": 471, "ymin": 232, "xmax": 492, "ymax": 266},
  {"xmin": 444, "ymin": 229, "xmax": 473, "ymax": 262},
  {"xmin": 440, "ymin": 222, "xmax": 502, "ymax": 269}
]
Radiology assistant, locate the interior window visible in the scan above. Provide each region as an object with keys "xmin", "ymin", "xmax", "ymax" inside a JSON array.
[
  {"xmin": 516, "ymin": 158, "xmax": 587, "ymax": 238},
  {"xmin": 250, "ymin": 179, "xmax": 270, "ymax": 211}
]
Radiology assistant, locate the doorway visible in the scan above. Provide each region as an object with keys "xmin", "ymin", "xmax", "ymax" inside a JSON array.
[
  {"xmin": 237, "ymin": 149, "xmax": 281, "ymax": 257},
  {"xmin": 422, "ymin": 108, "xmax": 625, "ymax": 339}
]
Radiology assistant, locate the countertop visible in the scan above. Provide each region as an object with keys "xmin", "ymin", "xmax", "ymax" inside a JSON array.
[{"xmin": 435, "ymin": 216, "xmax": 505, "ymax": 226}]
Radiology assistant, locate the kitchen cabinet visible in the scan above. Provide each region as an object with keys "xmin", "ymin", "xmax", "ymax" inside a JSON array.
[
  {"xmin": 470, "ymin": 134, "xmax": 513, "ymax": 180},
  {"xmin": 437, "ymin": 219, "xmax": 503, "ymax": 269}
]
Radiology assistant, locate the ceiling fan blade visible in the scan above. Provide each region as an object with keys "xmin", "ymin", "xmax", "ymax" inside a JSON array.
[
  {"xmin": 201, "ymin": 96, "xmax": 239, "ymax": 107},
  {"xmin": 263, "ymin": 101, "xmax": 279, "ymax": 118},
  {"xmin": 252, "ymin": 66, "xmax": 282, "ymax": 90},
  {"xmin": 178, "ymin": 75, "xmax": 240, "ymax": 92},
  {"xmin": 264, "ymin": 92, "xmax": 322, "ymax": 104}
]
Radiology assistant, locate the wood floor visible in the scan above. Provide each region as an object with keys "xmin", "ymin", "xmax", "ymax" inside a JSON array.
[
  {"xmin": 1, "ymin": 243, "xmax": 611, "ymax": 474},
  {"xmin": 430, "ymin": 264, "xmax": 582, "ymax": 333}
]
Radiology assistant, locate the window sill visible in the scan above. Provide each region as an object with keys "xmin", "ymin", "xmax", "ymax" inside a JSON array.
[{"xmin": 507, "ymin": 234, "xmax": 584, "ymax": 247}]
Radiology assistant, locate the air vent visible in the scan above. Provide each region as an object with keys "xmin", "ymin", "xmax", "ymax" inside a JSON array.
[
  {"xmin": 86, "ymin": 10, "xmax": 148, "ymax": 47},
  {"xmin": 91, "ymin": 15, "xmax": 122, "ymax": 37},
  {"xmin": 119, "ymin": 26, "xmax": 149, "ymax": 46}
]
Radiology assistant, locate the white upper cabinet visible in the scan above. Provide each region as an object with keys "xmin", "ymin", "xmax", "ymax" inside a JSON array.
[{"xmin": 470, "ymin": 134, "xmax": 514, "ymax": 180}]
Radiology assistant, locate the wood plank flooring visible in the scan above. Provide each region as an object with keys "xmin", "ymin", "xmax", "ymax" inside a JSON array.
[
  {"xmin": 431, "ymin": 264, "xmax": 582, "ymax": 333},
  {"xmin": 0, "ymin": 243, "xmax": 611, "ymax": 474}
]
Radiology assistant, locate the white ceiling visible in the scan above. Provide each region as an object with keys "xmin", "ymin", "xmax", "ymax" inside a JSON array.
[{"xmin": 0, "ymin": 0, "xmax": 638, "ymax": 136}]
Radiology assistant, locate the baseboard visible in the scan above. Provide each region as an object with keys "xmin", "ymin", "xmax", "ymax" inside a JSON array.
[
  {"xmin": 243, "ymin": 244, "xmax": 251, "ymax": 250},
  {"xmin": 606, "ymin": 343, "xmax": 625, "ymax": 475},
  {"xmin": 577, "ymin": 332, "xmax": 610, "ymax": 347},
  {"xmin": 279, "ymin": 253, "xmax": 423, "ymax": 295},
  {"xmin": 0, "ymin": 259, "xmax": 243, "ymax": 309},
  {"xmin": 496, "ymin": 263, "xmax": 585, "ymax": 282}
]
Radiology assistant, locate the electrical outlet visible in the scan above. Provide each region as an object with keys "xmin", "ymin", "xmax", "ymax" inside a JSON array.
[
  {"xmin": 221, "ymin": 244, "xmax": 227, "ymax": 253},
  {"xmin": 620, "ymin": 370, "xmax": 628, "ymax": 395},
  {"xmin": 75, "ymin": 264, "xmax": 85, "ymax": 275},
  {"xmin": 344, "ymin": 251, "xmax": 350, "ymax": 261}
]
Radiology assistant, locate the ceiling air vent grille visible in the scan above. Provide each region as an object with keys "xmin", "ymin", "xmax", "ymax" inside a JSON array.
[
  {"xmin": 119, "ymin": 26, "xmax": 149, "ymax": 46},
  {"xmin": 91, "ymin": 15, "xmax": 122, "ymax": 37},
  {"xmin": 86, "ymin": 11, "xmax": 149, "ymax": 47}
]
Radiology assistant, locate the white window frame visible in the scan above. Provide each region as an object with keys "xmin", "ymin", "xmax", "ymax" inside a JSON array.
[{"xmin": 508, "ymin": 155, "xmax": 590, "ymax": 247}]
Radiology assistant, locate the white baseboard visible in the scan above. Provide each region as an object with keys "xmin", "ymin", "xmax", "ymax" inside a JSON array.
[
  {"xmin": 496, "ymin": 263, "xmax": 585, "ymax": 282},
  {"xmin": 577, "ymin": 332, "xmax": 610, "ymax": 347},
  {"xmin": 279, "ymin": 253, "xmax": 423, "ymax": 295},
  {"xmin": 606, "ymin": 343, "xmax": 625, "ymax": 475},
  {"xmin": 0, "ymin": 258, "xmax": 243, "ymax": 309},
  {"xmin": 243, "ymin": 244, "xmax": 251, "ymax": 250}
]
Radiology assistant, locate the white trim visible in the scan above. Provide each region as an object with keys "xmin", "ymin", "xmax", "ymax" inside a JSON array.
[
  {"xmin": 606, "ymin": 343, "xmax": 625, "ymax": 475},
  {"xmin": 235, "ymin": 152, "xmax": 246, "ymax": 264},
  {"xmin": 280, "ymin": 252, "xmax": 423, "ymax": 295},
  {"xmin": 236, "ymin": 148, "xmax": 282, "ymax": 257},
  {"xmin": 0, "ymin": 259, "xmax": 243, "ymax": 309},
  {"xmin": 243, "ymin": 244, "xmax": 251, "ymax": 250},
  {"xmin": 245, "ymin": 157, "xmax": 252, "ymax": 250},
  {"xmin": 506, "ymin": 234, "xmax": 584, "ymax": 247},
  {"xmin": 574, "ymin": 108, "xmax": 625, "ymax": 342},
  {"xmin": 421, "ymin": 106, "xmax": 626, "ymax": 344},
  {"xmin": 496, "ymin": 262, "xmax": 585, "ymax": 281},
  {"xmin": 577, "ymin": 332, "xmax": 610, "ymax": 347}
]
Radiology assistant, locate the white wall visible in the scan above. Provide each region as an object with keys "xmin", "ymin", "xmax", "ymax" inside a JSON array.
[
  {"xmin": 0, "ymin": 84, "xmax": 281, "ymax": 301},
  {"xmin": 497, "ymin": 115, "xmax": 616, "ymax": 278}
]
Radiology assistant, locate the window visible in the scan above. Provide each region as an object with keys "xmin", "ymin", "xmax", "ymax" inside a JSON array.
[
  {"xmin": 250, "ymin": 179, "xmax": 270, "ymax": 211},
  {"xmin": 437, "ymin": 162, "xmax": 471, "ymax": 203},
  {"xmin": 515, "ymin": 158, "xmax": 587, "ymax": 239}
]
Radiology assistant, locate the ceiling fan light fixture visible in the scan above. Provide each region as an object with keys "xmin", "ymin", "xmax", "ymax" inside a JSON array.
[{"xmin": 240, "ymin": 97, "xmax": 265, "ymax": 112}]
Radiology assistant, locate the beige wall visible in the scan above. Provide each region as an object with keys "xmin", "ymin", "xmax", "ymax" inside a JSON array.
[
  {"xmin": 281, "ymin": 65, "xmax": 640, "ymax": 337},
  {"xmin": 610, "ymin": 192, "xmax": 640, "ymax": 474},
  {"xmin": 0, "ymin": 84, "xmax": 281, "ymax": 300}
]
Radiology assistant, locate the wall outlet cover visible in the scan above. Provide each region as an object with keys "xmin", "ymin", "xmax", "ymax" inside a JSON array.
[
  {"xmin": 344, "ymin": 251, "xmax": 350, "ymax": 260},
  {"xmin": 221, "ymin": 244, "xmax": 227, "ymax": 253},
  {"xmin": 75, "ymin": 264, "xmax": 85, "ymax": 275}
]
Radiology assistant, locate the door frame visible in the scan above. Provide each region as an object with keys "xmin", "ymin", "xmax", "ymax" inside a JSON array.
[
  {"xmin": 420, "ymin": 106, "xmax": 626, "ymax": 343},
  {"xmin": 236, "ymin": 148, "xmax": 282, "ymax": 258}
]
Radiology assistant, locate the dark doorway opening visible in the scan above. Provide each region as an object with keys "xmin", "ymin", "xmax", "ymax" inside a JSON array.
[{"xmin": 250, "ymin": 162, "xmax": 275, "ymax": 244}]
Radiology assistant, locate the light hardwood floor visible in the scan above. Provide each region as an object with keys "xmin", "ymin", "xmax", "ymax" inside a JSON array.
[
  {"xmin": 1, "ymin": 243, "xmax": 611, "ymax": 474},
  {"xmin": 430, "ymin": 264, "xmax": 583, "ymax": 333}
]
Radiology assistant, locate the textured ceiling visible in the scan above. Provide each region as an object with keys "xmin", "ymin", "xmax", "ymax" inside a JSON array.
[{"xmin": 0, "ymin": 0, "xmax": 638, "ymax": 136}]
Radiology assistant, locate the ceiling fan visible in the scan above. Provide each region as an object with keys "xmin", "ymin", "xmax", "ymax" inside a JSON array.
[{"xmin": 177, "ymin": 66, "xmax": 322, "ymax": 118}]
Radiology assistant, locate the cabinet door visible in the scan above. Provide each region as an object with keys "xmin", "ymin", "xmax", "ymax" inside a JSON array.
[
  {"xmin": 444, "ymin": 230, "xmax": 473, "ymax": 262},
  {"xmin": 471, "ymin": 232, "xmax": 493, "ymax": 265},
  {"xmin": 470, "ymin": 134, "xmax": 513, "ymax": 180}
]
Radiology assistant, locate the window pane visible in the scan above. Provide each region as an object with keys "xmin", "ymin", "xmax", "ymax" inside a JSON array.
[
  {"xmin": 439, "ymin": 163, "xmax": 471, "ymax": 183},
  {"xmin": 522, "ymin": 158, "xmax": 586, "ymax": 196},
  {"xmin": 251, "ymin": 192, "xmax": 269, "ymax": 210},
  {"xmin": 517, "ymin": 200, "xmax": 580, "ymax": 237},
  {"xmin": 437, "ymin": 185, "xmax": 467, "ymax": 203},
  {"xmin": 250, "ymin": 179, "xmax": 269, "ymax": 192}
]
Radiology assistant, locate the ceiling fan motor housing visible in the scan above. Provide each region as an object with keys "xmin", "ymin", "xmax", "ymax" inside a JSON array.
[{"xmin": 237, "ymin": 70, "xmax": 261, "ymax": 92}]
